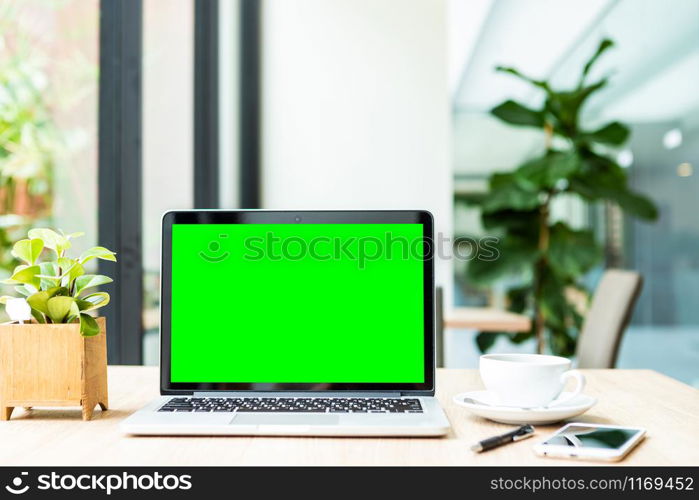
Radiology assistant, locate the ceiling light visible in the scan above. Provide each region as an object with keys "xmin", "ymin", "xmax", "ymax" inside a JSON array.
[
  {"xmin": 677, "ymin": 162, "xmax": 693, "ymax": 177},
  {"xmin": 663, "ymin": 128, "xmax": 683, "ymax": 149},
  {"xmin": 617, "ymin": 150, "xmax": 634, "ymax": 168}
]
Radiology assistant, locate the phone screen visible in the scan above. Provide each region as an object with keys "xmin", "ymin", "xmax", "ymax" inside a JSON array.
[{"xmin": 543, "ymin": 425, "xmax": 643, "ymax": 450}]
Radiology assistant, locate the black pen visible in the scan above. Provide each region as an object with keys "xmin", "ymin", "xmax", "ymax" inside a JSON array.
[{"xmin": 471, "ymin": 424, "xmax": 535, "ymax": 452}]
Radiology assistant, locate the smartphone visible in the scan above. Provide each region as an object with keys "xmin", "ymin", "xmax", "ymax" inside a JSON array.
[{"xmin": 533, "ymin": 423, "xmax": 646, "ymax": 462}]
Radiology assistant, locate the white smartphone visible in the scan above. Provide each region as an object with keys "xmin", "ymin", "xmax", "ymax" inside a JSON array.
[{"xmin": 533, "ymin": 423, "xmax": 646, "ymax": 462}]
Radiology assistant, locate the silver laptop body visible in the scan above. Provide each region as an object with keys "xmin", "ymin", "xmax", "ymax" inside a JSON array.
[{"xmin": 121, "ymin": 210, "xmax": 450, "ymax": 437}]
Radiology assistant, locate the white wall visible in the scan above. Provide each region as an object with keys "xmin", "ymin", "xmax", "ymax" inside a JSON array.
[{"xmin": 261, "ymin": 0, "xmax": 453, "ymax": 291}]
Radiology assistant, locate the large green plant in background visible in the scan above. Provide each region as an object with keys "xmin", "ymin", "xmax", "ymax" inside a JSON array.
[
  {"xmin": 0, "ymin": 54, "xmax": 60, "ymax": 267},
  {"xmin": 0, "ymin": 31, "xmax": 61, "ymax": 276},
  {"xmin": 466, "ymin": 39, "xmax": 658, "ymax": 357}
]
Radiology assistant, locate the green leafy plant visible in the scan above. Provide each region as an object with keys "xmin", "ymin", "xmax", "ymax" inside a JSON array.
[
  {"xmin": 466, "ymin": 39, "xmax": 658, "ymax": 357},
  {"xmin": 0, "ymin": 228, "xmax": 116, "ymax": 336}
]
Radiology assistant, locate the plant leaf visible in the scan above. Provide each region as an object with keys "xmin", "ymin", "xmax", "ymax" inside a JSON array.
[
  {"xmin": 495, "ymin": 66, "xmax": 550, "ymax": 90},
  {"xmin": 466, "ymin": 235, "xmax": 539, "ymax": 285},
  {"xmin": 6, "ymin": 265, "xmax": 41, "ymax": 288},
  {"xmin": 27, "ymin": 228, "xmax": 71, "ymax": 254},
  {"xmin": 46, "ymin": 296, "xmax": 75, "ymax": 323},
  {"xmin": 11, "ymin": 238, "xmax": 44, "ymax": 265},
  {"xmin": 490, "ymin": 100, "xmax": 545, "ymax": 128},
  {"xmin": 79, "ymin": 292, "xmax": 110, "ymax": 310},
  {"xmin": 547, "ymin": 223, "xmax": 602, "ymax": 277},
  {"xmin": 481, "ymin": 173, "xmax": 540, "ymax": 214},
  {"xmin": 515, "ymin": 151, "xmax": 579, "ymax": 189},
  {"xmin": 57, "ymin": 258, "xmax": 85, "ymax": 287},
  {"xmin": 609, "ymin": 190, "xmax": 659, "ymax": 220},
  {"xmin": 583, "ymin": 121, "xmax": 629, "ymax": 146},
  {"xmin": 78, "ymin": 246, "xmax": 117, "ymax": 264},
  {"xmin": 27, "ymin": 291, "xmax": 51, "ymax": 314},
  {"xmin": 475, "ymin": 332, "xmax": 500, "ymax": 353},
  {"xmin": 31, "ymin": 309, "xmax": 46, "ymax": 323},
  {"xmin": 79, "ymin": 313, "xmax": 100, "ymax": 336},
  {"xmin": 581, "ymin": 38, "xmax": 614, "ymax": 80},
  {"xmin": 14, "ymin": 284, "xmax": 38, "ymax": 297},
  {"xmin": 74, "ymin": 274, "xmax": 113, "ymax": 295}
]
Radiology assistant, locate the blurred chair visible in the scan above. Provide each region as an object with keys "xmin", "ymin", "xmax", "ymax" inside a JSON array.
[{"xmin": 576, "ymin": 270, "xmax": 643, "ymax": 369}]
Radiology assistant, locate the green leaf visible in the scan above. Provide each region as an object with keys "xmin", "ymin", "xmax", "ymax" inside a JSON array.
[
  {"xmin": 67, "ymin": 300, "xmax": 81, "ymax": 323},
  {"xmin": 39, "ymin": 262, "xmax": 59, "ymax": 276},
  {"xmin": 31, "ymin": 309, "xmax": 46, "ymax": 323},
  {"xmin": 547, "ymin": 223, "xmax": 602, "ymax": 277},
  {"xmin": 475, "ymin": 332, "xmax": 500, "ymax": 353},
  {"xmin": 515, "ymin": 151, "xmax": 579, "ymax": 189},
  {"xmin": 46, "ymin": 296, "xmax": 75, "ymax": 323},
  {"xmin": 568, "ymin": 152, "xmax": 658, "ymax": 220},
  {"xmin": 78, "ymin": 246, "xmax": 116, "ymax": 264},
  {"xmin": 57, "ymin": 258, "xmax": 85, "ymax": 287},
  {"xmin": 510, "ymin": 331, "xmax": 534, "ymax": 344},
  {"xmin": 546, "ymin": 79, "xmax": 607, "ymax": 133},
  {"xmin": 495, "ymin": 66, "xmax": 550, "ymax": 90},
  {"xmin": 6, "ymin": 265, "xmax": 41, "ymax": 288},
  {"xmin": 14, "ymin": 284, "xmax": 38, "ymax": 297},
  {"xmin": 37, "ymin": 262, "xmax": 61, "ymax": 290},
  {"xmin": 27, "ymin": 287, "xmax": 68, "ymax": 315},
  {"xmin": 482, "ymin": 209, "xmax": 540, "ymax": 238},
  {"xmin": 466, "ymin": 235, "xmax": 539, "ymax": 285},
  {"xmin": 74, "ymin": 274, "xmax": 113, "ymax": 295},
  {"xmin": 27, "ymin": 291, "xmax": 51, "ymax": 314},
  {"xmin": 481, "ymin": 173, "xmax": 540, "ymax": 214},
  {"xmin": 506, "ymin": 286, "xmax": 532, "ymax": 314},
  {"xmin": 581, "ymin": 38, "xmax": 614, "ymax": 80},
  {"xmin": 27, "ymin": 228, "xmax": 71, "ymax": 255},
  {"xmin": 612, "ymin": 190, "xmax": 658, "ymax": 220},
  {"xmin": 79, "ymin": 313, "xmax": 100, "ymax": 336},
  {"xmin": 490, "ymin": 100, "xmax": 545, "ymax": 128},
  {"xmin": 79, "ymin": 292, "xmax": 110, "ymax": 310},
  {"xmin": 583, "ymin": 121, "xmax": 629, "ymax": 146},
  {"xmin": 11, "ymin": 238, "xmax": 44, "ymax": 265}
]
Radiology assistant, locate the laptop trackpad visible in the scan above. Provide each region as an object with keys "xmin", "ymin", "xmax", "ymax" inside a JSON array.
[{"xmin": 232, "ymin": 414, "xmax": 340, "ymax": 426}]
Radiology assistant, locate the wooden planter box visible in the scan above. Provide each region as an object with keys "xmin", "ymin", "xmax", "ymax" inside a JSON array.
[{"xmin": 0, "ymin": 318, "xmax": 108, "ymax": 421}]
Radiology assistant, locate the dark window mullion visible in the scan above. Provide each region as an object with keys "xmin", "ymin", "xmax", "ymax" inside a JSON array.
[
  {"xmin": 98, "ymin": 0, "xmax": 144, "ymax": 364},
  {"xmin": 194, "ymin": 0, "xmax": 220, "ymax": 209},
  {"xmin": 239, "ymin": 0, "xmax": 261, "ymax": 209}
]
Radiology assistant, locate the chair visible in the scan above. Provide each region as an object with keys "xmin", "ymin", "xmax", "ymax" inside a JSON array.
[{"xmin": 575, "ymin": 269, "xmax": 643, "ymax": 369}]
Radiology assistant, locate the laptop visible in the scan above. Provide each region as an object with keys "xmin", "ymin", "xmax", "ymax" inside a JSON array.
[{"xmin": 121, "ymin": 210, "xmax": 450, "ymax": 436}]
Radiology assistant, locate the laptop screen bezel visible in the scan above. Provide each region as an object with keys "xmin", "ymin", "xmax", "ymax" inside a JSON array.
[{"xmin": 159, "ymin": 210, "xmax": 435, "ymax": 395}]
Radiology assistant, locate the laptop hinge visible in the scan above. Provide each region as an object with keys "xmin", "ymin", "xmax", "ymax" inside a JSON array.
[{"xmin": 192, "ymin": 391, "xmax": 404, "ymax": 398}]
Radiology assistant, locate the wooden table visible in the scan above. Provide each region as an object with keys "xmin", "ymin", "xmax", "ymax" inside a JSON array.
[
  {"xmin": 444, "ymin": 307, "xmax": 531, "ymax": 332},
  {"xmin": 0, "ymin": 367, "xmax": 697, "ymax": 466},
  {"xmin": 438, "ymin": 307, "xmax": 531, "ymax": 366}
]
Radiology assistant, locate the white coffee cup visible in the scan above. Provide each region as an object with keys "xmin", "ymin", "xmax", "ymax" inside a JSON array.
[{"xmin": 479, "ymin": 353, "xmax": 585, "ymax": 408}]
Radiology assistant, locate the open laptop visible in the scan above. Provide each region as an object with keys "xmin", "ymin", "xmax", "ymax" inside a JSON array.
[{"xmin": 121, "ymin": 210, "xmax": 450, "ymax": 436}]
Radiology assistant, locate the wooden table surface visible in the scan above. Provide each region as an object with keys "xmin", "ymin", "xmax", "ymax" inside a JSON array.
[
  {"xmin": 444, "ymin": 307, "xmax": 531, "ymax": 332},
  {"xmin": 0, "ymin": 366, "xmax": 697, "ymax": 466}
]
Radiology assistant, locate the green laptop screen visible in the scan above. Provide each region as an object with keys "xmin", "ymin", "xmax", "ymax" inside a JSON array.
[{"xmin": 170, "ymin": 223, "xmax": 425, "ymax": 383}]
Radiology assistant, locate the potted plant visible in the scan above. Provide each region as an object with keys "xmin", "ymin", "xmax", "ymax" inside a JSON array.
[
  {"xmin": 0, "ymin": 228, "xmax": 116, "ymax": 420},
  {"xmin": 465, "ymin": 39, "xmax": 658, "ymax": 356}
]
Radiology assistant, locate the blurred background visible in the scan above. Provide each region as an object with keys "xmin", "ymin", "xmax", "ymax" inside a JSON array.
[{"xmin": 0, "ymin": 0, "xmax": 696, "ymax": 386}]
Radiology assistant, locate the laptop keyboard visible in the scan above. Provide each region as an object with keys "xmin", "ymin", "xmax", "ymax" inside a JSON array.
[{"xmin": 158, "ymin": 397, "xmax": 424, "ymax": 413}]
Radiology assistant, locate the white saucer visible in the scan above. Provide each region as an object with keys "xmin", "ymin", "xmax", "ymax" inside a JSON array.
[{"xmin": 452, "ymin": 390, "xmax": 597, "ymax": 425}]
